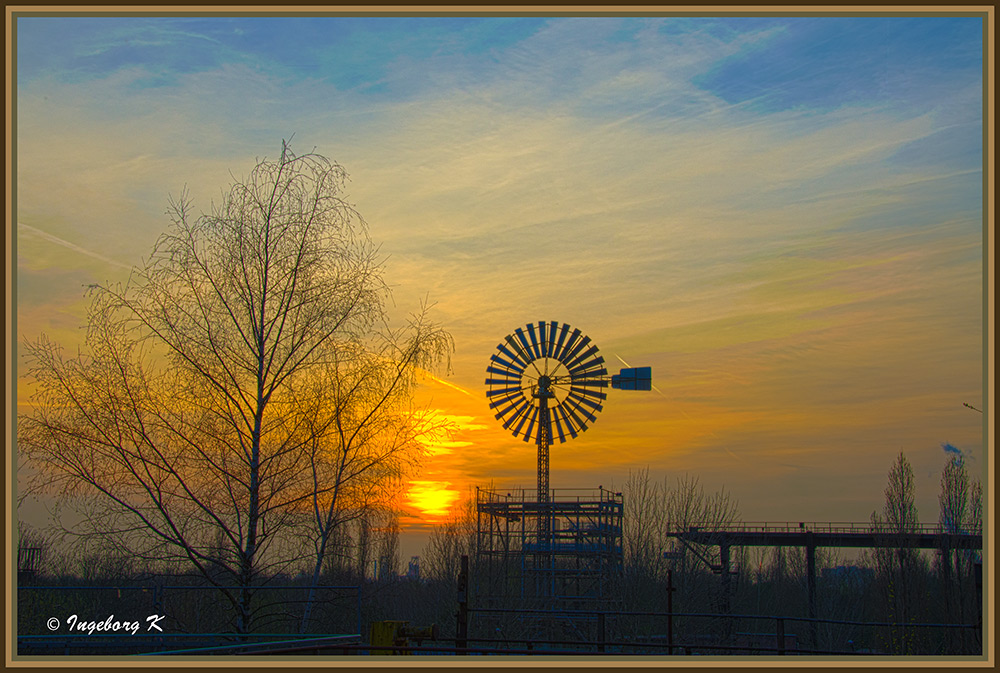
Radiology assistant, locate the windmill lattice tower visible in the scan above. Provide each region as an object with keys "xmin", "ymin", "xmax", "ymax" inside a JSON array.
[{"xmin": 482, "ymin": 320, "xmax": 652, "ymax": 601}]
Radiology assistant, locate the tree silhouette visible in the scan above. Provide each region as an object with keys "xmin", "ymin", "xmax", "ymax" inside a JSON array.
[
  {"xmin": 19, "ymin": 143, "xmax": 451, "ymax": 632},
  {"xmin": 869, "ymin": 451, "xmax": 923, "ymax": 653}
]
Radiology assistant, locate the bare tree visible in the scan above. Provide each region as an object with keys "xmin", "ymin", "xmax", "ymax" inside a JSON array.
[
  {"xmin": 617, "ymin": 468, "xmax": 740, "ymax": 620},
  {"xmin": 663, "ymin": 473, "xmax": 740, "ymax": 573},
  {"xmin": 968, "ymin": 478, "xmax": 982, "ymax": 536},
  {"xmin": 937, "ymin": 454, "xmax": 969, "ymax": 578},
  {"xmin": 355, "ymin": 508, "xmax": 374, "ymax": 582},
  {"xmin": 19, "ymin": 143, "xmax": 450, "ymax": 632},
  {"xmin": 376, "ymin": 513, "xmax": 402, "ymax": 581},
  {"xmin": 621, "ymin": 467, "xmax": 665, "ymax": 578},
  {"xmin": 869, "ymin": 451, "xmax": 925, "ymax": 653},
  {"xmin": 421, "ymin": 493, "xmax": 476, "ymax": 584},
  {"xmin": 878, "ymin": 451, "xmax": 920, "ymax": 536},
  {"xmin": 320, "ymin": 517, "xmax": 355, "ymax": 581},
  {"xmin": 935, "ymin": 453, "xmax": 982, "ymax": 648},
  {"xmin": 622, "ymin": 469, "xmax": 741, "ymax": 578}
]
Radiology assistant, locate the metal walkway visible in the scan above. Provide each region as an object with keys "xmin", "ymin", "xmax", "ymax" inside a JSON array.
[{"xmin": 671, "ymin": 521, "xmax": 982, "ymax": 550}]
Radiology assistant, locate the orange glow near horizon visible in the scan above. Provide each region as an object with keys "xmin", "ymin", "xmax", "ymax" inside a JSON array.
[
  {"xmin": 405, "ymin": 480, "xmax": 461, "ymax": 521},
  {"xmin": 413, "ymin": 408, "xmax": 486, "ymax": 457},
  {"xmin": 399, "ymin": 400, "xmax": 492, "ymax": 526}
]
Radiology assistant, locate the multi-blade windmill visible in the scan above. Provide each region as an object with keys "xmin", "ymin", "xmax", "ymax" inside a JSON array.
[{"xmin": 485, "ymin": 320, "xmax": 652, "ymax": 540}]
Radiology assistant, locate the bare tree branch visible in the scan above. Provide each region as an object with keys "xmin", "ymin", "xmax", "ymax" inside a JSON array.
[{"xmin": 19, "ymin": 143, "xmax": 452, "ymax": 633}]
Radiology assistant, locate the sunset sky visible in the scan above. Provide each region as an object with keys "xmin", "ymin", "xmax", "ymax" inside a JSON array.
[{"xmin": 12, "ymin": 12, "xmax": 988, "ymax": 559}]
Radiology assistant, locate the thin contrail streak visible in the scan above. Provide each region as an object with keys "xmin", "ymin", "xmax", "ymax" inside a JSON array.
[
  {"xmin": 18, "ymin": 222, "xmax": 132, "ymax": 270},
  {"xmin": 422, "ymin": 371, "xmax": 476, "ymax": 398},
  {"xmin": 618, "ymin": 353, "xmax": 748, "ymax": 464}
]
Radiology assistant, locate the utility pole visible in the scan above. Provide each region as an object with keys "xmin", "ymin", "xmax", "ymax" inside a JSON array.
[
  {"xmin": 456, "ymin": 555, "xmax": 468, "ymax": 651},
  {"xmin": 806, "ymin": 532, "xmax": 818, "ymax": 650},
  {"xmin": 666, "ymin": 569, "xmax": 676, "ymax": 655}
]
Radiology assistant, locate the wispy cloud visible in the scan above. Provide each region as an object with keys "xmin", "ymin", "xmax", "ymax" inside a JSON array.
[{"xmin": 15, "ymin": 15, "xmax": 984, "ymax": 525}]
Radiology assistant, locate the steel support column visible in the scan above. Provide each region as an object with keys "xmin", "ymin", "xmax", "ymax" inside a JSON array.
[{"xmin": 806, "ymin": 533, "xmax": 817, "ymax": 648}]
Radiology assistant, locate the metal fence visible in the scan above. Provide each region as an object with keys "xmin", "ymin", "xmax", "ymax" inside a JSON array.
[
  {"xmin": 16, "ymin": 583, "xmax": 982, "ymax": 657},
  {"xmin": 464, "ymin": 606, "xmax": 981, "ymax": 656}
]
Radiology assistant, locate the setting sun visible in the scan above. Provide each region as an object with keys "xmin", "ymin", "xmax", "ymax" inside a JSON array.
[{"xmin": 405, "ymin": 480, "xmax": 461, "ymax": 520}]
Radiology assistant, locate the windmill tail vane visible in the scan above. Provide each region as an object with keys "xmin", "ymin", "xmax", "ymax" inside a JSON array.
[{"xmin": 611, "ymin": 366, "xmax": 652, "ymax": 391}]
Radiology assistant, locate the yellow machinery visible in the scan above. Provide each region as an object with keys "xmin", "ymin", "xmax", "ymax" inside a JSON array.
[{"xmin": 368, "ymin": 620, "xmax": 438, "ymax": 655}]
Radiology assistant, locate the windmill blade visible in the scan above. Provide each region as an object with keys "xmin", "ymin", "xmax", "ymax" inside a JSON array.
[
  {"xmin": 486, "ymin": 373, "xmax": 524, "ymax": 390},
  {"xmin": 487, "ymin": 364, "xmax": 522, "ymax": 380},
  {"xmin": 514, "ymin": 327, "xmax": 532, "ymax": 356},
  {"xmin": 553, "ymin": 322, "xmax": 571, "ymax": 360},
  {"xmin": 550, "ymin": 405, "xmax": 570, "ymax": 443},
  {"xmin": 570, "ymin": 363, "xmax": 608, "ymax": 381},
  {"xmin": 490, "ymin": 352, "xmax": 526, "ymax": 374},
  {"xmin": 486, "ymin": 384, "xmax": 526, "ymax": 398},
  {"xmin": 552, "ymin": 327, "xmax": 582, "ymax": 363},
  {"xmin": 497, "ymin": 397, "xmax": 531, "ymax": 425},
  {"xmin": 489, "ymin": 390, "xmax": 524, "ymax": 410},
  {"xmin": 522, "ymin": 405, "xmax": 540, "ymax": 443},
  {"xmin": 510, "ymin": 403, "xmax": 533, "ymax": 437},
  {"xmin": 485, "ymin": 378, "xmax": 523, "ymax": 388},
  {"xmin": 509, "ymin": 331, "xmax": 533, "ymax": 365},
  {"xmin": 556, "ymin": 403, "xmax": 581, "ymax": 439},
  {"xmin": 568, "ymin": 388, "xmax": 605, "ymax": 413},
  {"xmin": 569, "ymin": 385, "xmax": 608, "ymax": 402},
  {"xmin": 572, "ymin": 350, "xmax": 605, "ymax": 366},
  {"xmin": 488, "ymin": 357, "xmax": 524, "ymax": 377},
  {"xmin": 564, "ymin": 392, "xmax": 600, "ymax": 423},
  {"xmin": 560, "ymin": 402, "xmax": 587, "ymax": 435},
  {"xmin": 567, "ymin": 345, "xmax": 601, "ymax": 372},
  {"xmin": 562, "ymin": 334, "xmax": 592, "ymax": 368},
  {"xmin": 513, "ymin": 329, "xmax": 545, "ymax": 376},
  {"xmin": 526, "ymin": 323, "xmax": 542, "ymax": 360},
  {"xmin": 545, "ymin": 321, "xmax": 559, "ymax": 357},
  {"xmin": 502, "ymin": 336, "xmax": 531, "ymax": 367},
  {"xmin": 495, "ymin": 342, "xmax": 529, "ymax": 370}
]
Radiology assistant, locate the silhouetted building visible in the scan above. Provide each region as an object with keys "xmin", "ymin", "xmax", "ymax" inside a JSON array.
[{"xmin": 406, "ymin": 556, "xmax": 420, "ymax": 581}]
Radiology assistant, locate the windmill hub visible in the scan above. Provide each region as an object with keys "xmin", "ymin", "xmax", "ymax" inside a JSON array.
[{"xmin": 534, "ymin": 375, "xmax": 556, "ymax": 398}]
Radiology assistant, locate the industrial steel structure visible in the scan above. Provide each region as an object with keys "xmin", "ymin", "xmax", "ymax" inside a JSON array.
[
  {"xmin": 667, "ymin": 521, "xmax": 984, "ymax": 648},
  {"xmin": 475, "ymin": 487, "xmax": 624, "ymax": 606}
]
